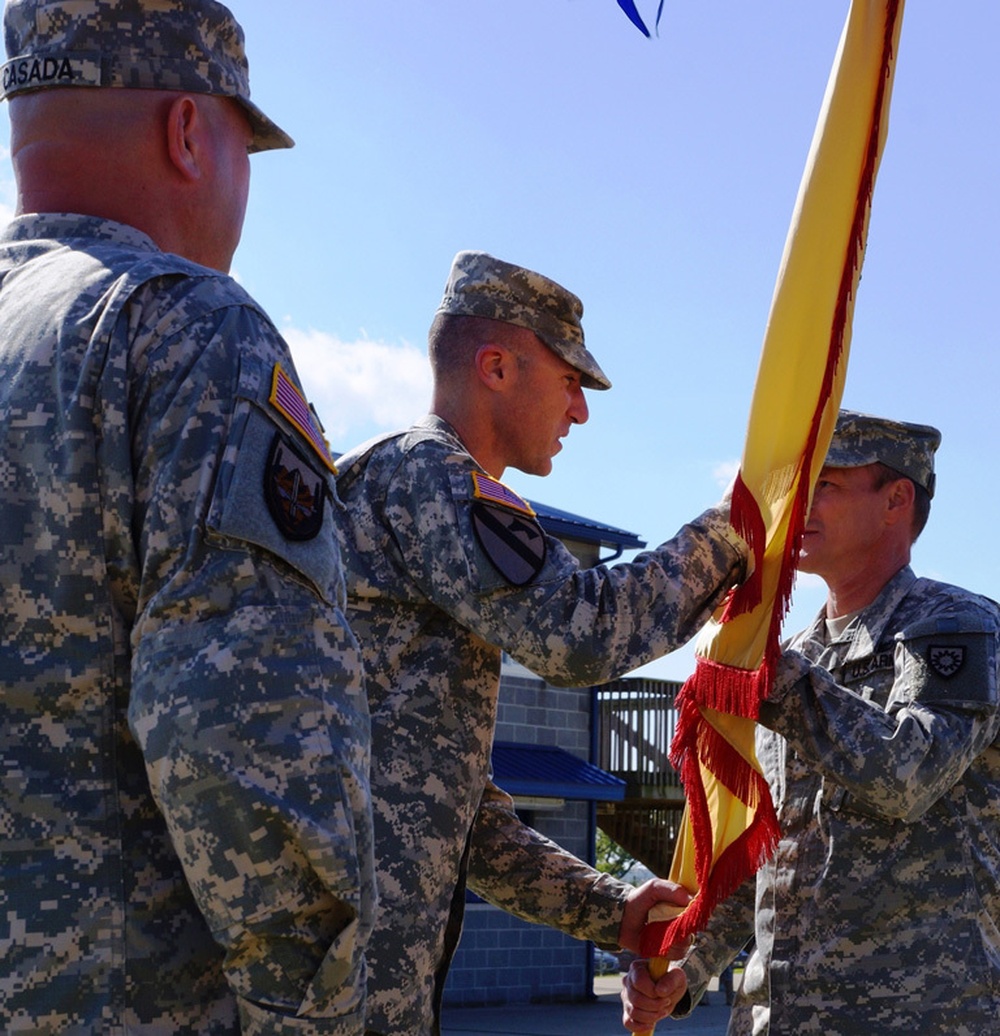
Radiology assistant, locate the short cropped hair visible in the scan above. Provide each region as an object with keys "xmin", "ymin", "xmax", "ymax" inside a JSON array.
[
  {"xmin": 428, "ymin": 312, "xmax": 524, "ymax": 384},
  {"xmin": 870, "ymin": 461, "xmax": 931, "ymax": 542}
]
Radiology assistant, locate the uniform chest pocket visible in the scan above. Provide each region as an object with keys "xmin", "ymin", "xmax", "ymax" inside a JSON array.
[{"xmin": 824, "ymin": 780, "xmax": 899, "ymax": 825}]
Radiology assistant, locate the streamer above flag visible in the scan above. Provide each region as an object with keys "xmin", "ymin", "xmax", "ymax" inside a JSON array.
[
  {"xmin": 637, "ymin": 0, "xmax": 907, "ymax": 976},
  {"xmin": 616, "ymin": 0, "xmax": 664, "ymax": 38}
]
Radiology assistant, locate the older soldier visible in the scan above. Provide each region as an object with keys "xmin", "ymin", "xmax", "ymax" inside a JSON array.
[
  {"xmin": 628, "ymin": 410, "xmax": 1000, "ymax": 1035},
  {"xmin": 335, "ymin": 250, "xmax": 749, "ymax": 1036},
  {"xmin": 0, "ymin": 2, "xmax": 372, "ymax": 1033}
]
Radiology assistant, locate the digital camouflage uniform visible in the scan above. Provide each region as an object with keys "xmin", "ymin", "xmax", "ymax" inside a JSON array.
[
  {"xmin": 336, "ymin": 413, "xmax": 746, "ymax": 1036},
  {"xmin": 0, "ymin": 213, "xmax": 374, "ymax": 1035},
  {"xmin": 679, "ymin": 412, "xmax": 1000, "ymax": 1035}
]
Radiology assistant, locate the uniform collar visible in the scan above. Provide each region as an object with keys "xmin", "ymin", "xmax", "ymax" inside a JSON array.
[
  {"xmin": 803, "ymin": 565, "xmax": 917, "ymax": 663},
  {"xmin": 0, "ymin": 212, "xmax": 161, "ymax": 254}
]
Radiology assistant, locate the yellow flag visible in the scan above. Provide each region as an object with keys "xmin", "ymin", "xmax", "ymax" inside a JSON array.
[{"xmin": 640, "ymin": 0, "xmax": 906, "ymax": 968}]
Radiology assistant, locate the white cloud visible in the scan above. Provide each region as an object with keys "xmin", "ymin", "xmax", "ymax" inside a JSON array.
[
  {"xmin": 281, "ymin": 325, "xmax": 432, "ymax": 446},
  {"xmin": 713, "ymin": 458, "xmax": 741, "ymax": 488}
]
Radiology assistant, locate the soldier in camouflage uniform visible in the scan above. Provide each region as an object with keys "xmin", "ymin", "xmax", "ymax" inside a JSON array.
[
  {"xmin": 335, "ymin": 251, "xmax": 749, "ymax": 1036},
  {"xmin": 0, "ymin": 2, "xmax": 373, "ymax": 1033},
  {"xmin": 626, "ymin": 410, "xmax": 1000, "ymax": 1035}
]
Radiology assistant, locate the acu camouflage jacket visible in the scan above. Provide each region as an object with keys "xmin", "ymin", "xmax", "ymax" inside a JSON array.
[
  {"xmin": 682, "ymin": 566, "xmax": 1000, "ymax": 1036},
  {"xmin": 0, "ymin": 214, "xmax": 374, "ymax": 1036},
  {"xmin": 336, "ymin": 414, "xmax": 746, "ymax": 1035}
]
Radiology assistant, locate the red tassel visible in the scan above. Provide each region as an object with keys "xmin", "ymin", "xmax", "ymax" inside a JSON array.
[
  {"xmin": 675, "ymin": 656, "xmax": 770, "ymax": 720},
  {"xmin": 648, "ymin": 0, "xmax": 904, "ymax": 960},
  {"xmin": 720, "ymin": 473, "xmax": 766, "ymax": 621},
  {"xmin": 639, "ymin": 797, "xmax": 780, "ymax": 957}
]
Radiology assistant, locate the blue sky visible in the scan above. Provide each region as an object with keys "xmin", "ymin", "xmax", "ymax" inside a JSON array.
[{"xmin": 2, "ymin": 2, "xmax": 996, "ymax": 680}]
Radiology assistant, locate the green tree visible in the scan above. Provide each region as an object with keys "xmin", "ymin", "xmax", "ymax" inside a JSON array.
[{"xmin": 596, "ymin": 829, "xmax": 636, "ymax": 881}]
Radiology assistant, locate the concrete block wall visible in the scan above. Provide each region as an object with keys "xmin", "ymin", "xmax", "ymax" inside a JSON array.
[
  {"xmin": 442, "ymin": 664, "xmax": 600, "ymax": 1008},
  {"xmin": 443, "ymin": 903, "xmax": 588, "ymax": 1008},
  {"xmin": 494, "ymin": 667, "xmax": 592, "ymax": 757}
]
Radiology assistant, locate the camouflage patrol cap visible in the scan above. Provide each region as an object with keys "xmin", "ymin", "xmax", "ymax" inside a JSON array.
[
  {"xmin": 825, "ymin": 408, "xmax": 941, "ymax": 498},
  {"xmin": 436, "ymin": 250, "xmax": 611, "ymax": 390},
  {"xmin": 1, "ymin": 0, "xmax": 292, "ymax": 153}
]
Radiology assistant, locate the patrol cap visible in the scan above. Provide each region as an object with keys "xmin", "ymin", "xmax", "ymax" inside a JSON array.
[
  {"xmin": 825, "ymin": 408, "xmax": 941, "ymax": 498},
  {"xmin": 436, "ymin": 250, "xmax": 611, "ymax": 390},
  {"xmin": 1, "ymin": 0, "xmax": 293, "ymax": 153}
]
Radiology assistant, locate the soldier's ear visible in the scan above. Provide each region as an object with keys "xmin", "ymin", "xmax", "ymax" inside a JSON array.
[
  {"xmin": 884, "ymin": 476, "xmax": 915, "ymax": 524},
  {"xmin": 165, "ymin": 95, "xmax": 203, "ymax": 182},
  {"xmin": 474, "ymin": 343, "xmax": 516, "ymax": 392}
]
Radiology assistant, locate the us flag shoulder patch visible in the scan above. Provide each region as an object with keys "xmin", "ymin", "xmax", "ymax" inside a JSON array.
[
  {"xmin": 269, "ymin": 364, "xmax": 337, "ymax": 474},
  {"xmin": 471, "ymin": 471, "xmax": 535, "ymax": 516}
]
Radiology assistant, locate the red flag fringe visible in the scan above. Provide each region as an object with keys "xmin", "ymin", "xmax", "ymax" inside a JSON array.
[
  {"xmin": 643, "ymin": 0, "xmax": 902, "ymax": 960},
  {"xmin": 722, "ymin": 472, "xmax": 766, "ymax": 617}
]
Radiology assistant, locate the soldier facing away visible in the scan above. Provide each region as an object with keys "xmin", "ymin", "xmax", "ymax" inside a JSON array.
[{"xmin": 0, "ymin": 1, "xmax": 374, "ymax": 1032}]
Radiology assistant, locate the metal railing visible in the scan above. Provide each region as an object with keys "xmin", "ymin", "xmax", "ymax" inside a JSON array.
[{"xmin": 596, "ymin": 677, "xmax": 683, "ymax": 794}]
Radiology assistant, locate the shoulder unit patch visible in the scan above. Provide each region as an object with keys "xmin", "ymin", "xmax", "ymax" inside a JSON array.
[
  {"xmin": 927, "ymin": 644, "xmax": 966, "ymax": 679},
  {"xmin": 471, "ymin": 500, "xmax": 547, "ymax": 587},
  {"xmin": 264, "ymin": 432, "xmax": 327, "ymax": 541}
]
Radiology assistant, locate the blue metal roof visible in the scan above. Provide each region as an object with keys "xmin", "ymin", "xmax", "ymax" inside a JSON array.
[
  {"xmin": 528, "ymin": 499, "xmax": 645, "ymax": 553},
  {"xmin": 332, "ymin": 451, "xmax": 645, "ymax": 555},
  {"xmin": 491, "ymin": 741, "xmax": 626, "ymax": 802}
]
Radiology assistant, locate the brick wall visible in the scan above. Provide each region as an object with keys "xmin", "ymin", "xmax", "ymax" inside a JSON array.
[{"xmin": 442, "ymin": 662, "xmax": 601, "ymax": 1008}]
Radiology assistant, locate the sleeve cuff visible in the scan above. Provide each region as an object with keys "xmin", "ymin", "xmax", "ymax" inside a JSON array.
[{"xmin": 696, "ymin": 505, "xmax": 751, "ymax": 583}]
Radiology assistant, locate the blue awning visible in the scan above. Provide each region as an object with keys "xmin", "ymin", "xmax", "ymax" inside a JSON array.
[
  {"xmin": 529, "ymin": 499, "xmax": 645, "ymax": 553},
  {"xmin": 491, "ymin": 741, "xmax": 626, "ymax": 802}
]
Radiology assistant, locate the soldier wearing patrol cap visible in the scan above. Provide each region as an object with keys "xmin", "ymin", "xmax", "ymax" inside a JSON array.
[
  {"xmin": 335, "ymin": 250, "xmax": 749, "ymax": 1036},
  {"xmin": 0, "ymin": 2, "xmax": 373, "ymax": 1034},
  {"xmin": 821, "ymin": 408, "xmax": 940, "ymax": 494},
  {"xmin": 645, "ymin": 408, "xmax": 1000, "ymax": 1034}
]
